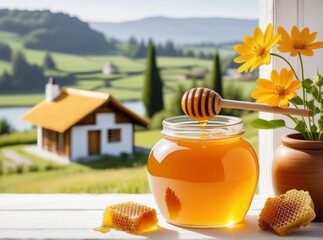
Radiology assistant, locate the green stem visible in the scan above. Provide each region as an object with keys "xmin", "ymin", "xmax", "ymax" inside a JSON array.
[
  {"xmin": 289, "ymin": 101, "xmax": 311, "ymax": 132},
  {"xmin": 270, "ymin": 53, "xmax": 300, "ymax": 80},
  {"xmin": 298, "ymin": 54, "xmax": 314, "ymax": 140}
]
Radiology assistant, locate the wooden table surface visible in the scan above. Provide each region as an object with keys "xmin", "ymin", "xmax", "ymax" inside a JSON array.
[{"xmin": 0, "ymin": 194, "xmax": 322, "ymax": 239}]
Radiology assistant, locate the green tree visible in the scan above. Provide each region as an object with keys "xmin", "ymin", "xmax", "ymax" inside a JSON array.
[
  {"xmin": 0, "ymin": 118, "xmax": 12, "ymax": 135},
  {"xmin": 125, "ymin": 37, "xmax": 138, "ymax": 58},
  {"xmin": 11, "ymin": 50, "xmax": 45, "ymax": 88},
  {"xmin": 43, "ymin": 52, "xmax": 56, "ymax": 69},
  {"xmin": 142, "ymin": 43, "xmax": 164, "ymax": 118},
  {"xmin": 11, "ymin": 50, "xmax": 29, "ymax": 87},
  {"xmin": 0, "ymin": 70, "xmax": 12, "ymax": 90},
  {"xmin": 133, "ymin": 40, "xmax": 147, "ymax": 59},
  {"xmin": 0, "ymin": 42, "xmax": 12, "ymax": 61},
  {"xmin": 209, "ymin": 51, "xmax": 223, "ymax": 97}
]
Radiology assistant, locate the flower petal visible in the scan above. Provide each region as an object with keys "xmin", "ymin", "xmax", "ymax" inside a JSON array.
[
  {"xmin": 266, "ymin": 34, "xmax": 281, "ymax": 50},
  {"xmin": 234, "ymin": 54, "xmax": 254, "ymax": 63},
  {"xmin": 307, "ymin": 41, "xmax": 323, "ymax": 49},
  {"xmin": 279, "ymin": 68, "xmax": 290, "ymax": 87},
  {"xmin": 291, "ymin": 26, "xmax": 301, "ymax": 40},
  {"xmin": 254, "ymin": 27, "xmax": 264, "ymax": 45},
  {"xmin": 263, "ymin": 24, "xmax": 273, "ymax": 45},
  {"xmin": 278, "ymin": 26, "xmax": 293, "ymax": 44},
  {"xmin": 306, "ymin": 31, "xmax": 318, "ymax": 44},
  {"xmin": 300, "ymin": 27, "xmax": 310, "ymax": 42},
  {"xmin": 237, "ymin": 58, "xmax": 255, "ymax": 73},
  {"xmin": 256, "ymin": 94, "xmax": 277, "ymax": 103},
  {"xmin": 277, "ymin": 45, "xmax": 294, "ymax": 52},
  {"xmin": 268, "ymin": 96, "xmax": 281, "ymax": 107},
  {"xmin": 234, "ymin": 44, "xmax": 251, "ymax": 54},
  {"xmin": 257, "ymin": 78, "xmax": 275, "ymax": 89},
  {"xmin": 287, "ymin": 80, "xmax": 302, "ymax": 91},
  {"xmin": 297, "ymin": 49, "xmax": 314, "ymax": 56},
  {"xmin": 270, "ymin": 69, "xmax": 280, "ymax": 85},
  {"xmin": 279, "ymin": 97, "xmax": 289, "ymax": 108}
]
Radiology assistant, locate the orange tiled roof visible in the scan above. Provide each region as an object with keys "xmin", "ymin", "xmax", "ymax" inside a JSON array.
[{"xmin": 21, "ymin": 88, "xmax": 148, "ymax": 133}]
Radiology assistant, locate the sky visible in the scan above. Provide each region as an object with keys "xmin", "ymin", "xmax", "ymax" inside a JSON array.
[{"xmin": 0, "ymin": 0, "xmax": 259, "ymax": 23}]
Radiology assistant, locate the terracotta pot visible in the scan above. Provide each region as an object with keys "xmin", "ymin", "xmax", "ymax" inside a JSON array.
[{"xmin": 272, "ymin": 133, "xmax": 323, "ymax": 221}]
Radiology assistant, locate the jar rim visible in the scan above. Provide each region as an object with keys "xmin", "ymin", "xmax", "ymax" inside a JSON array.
[{"xmin": 161, "ymin": 115, "xmax": 244, "ymax": 140}]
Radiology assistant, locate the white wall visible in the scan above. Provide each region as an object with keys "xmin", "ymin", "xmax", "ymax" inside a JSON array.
[
  {"xmin": 70, "ymin": 113, "xmax": 133, "ymax": 161},
  {"xmin": 259, "ymin": 0, "xmax": 323, "ymax": 197},
  {"xmin": 37, "ymin": 127, "xmax": 42, "ymax": 148}
]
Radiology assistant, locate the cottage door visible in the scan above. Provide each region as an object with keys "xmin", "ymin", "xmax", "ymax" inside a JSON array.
[{"xmin": 88, "ymin": 130, "xmax": 101, "ymax": 155}]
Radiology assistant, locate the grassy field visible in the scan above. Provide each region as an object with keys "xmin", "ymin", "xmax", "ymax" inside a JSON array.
[
  {"xmin": 0, "ymin": 129, "xmax": 37, "ymax": 147},
  {"xmin": 0, "ymin": 143, "xmax": 150, "ymax": 193},
  {"xmin": 0, "ymin": 110, "xmax": 258, "ymax": 193},
  {"xmin": 0, "ymin": 30, "xmax": 247, "ymax": 107},
  {"xmin": 0, "ymin": 164, "xmax": 149, "ymax": 193}
]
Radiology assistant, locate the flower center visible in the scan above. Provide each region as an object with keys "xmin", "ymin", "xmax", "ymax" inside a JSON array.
[
  {"xmin": 293, "ymin": 40, "xmax": 307, "ymax": 49},
  {"xmin": 273, "ymin": 86, "xmax": 286, "ymax": 96},
  {"xmin": 253, "ymin": 45, "xmax": 267, "ymax": 57}
]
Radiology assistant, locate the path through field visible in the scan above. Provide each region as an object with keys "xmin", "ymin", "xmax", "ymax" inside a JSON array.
[{"xmin": 1, "ymin": 149, "xmax": 32, "ymax": 166}]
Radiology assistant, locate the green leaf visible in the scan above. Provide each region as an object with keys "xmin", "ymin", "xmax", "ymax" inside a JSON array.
[
  {"xmin": 310, "ymin": 124, "xmax": 318, "ymax": 133},
  {"xmin": 303, "ymin": 78, "xmax": 313, "ymax": 90},
  {"xmin": 250, "ymin": 119, "xmax": 286, "ymax": 129},
  {"xmin": 290, "ymin": 96, "xmax": 303, "ymax": 105},
  {"xmin": 304, "ymin": 99, "xmax": 320, "ymax": 115},
  {"xmin": 310, "ymin": 87, "xmax": 319, "ymax": 100},
  {"xmin": 319, "ymin": 116, "xmax": 323, "ymax": 131},
  {"xmin": 294, "ymin": 121, "xmax": 307, "ymax": 133}
]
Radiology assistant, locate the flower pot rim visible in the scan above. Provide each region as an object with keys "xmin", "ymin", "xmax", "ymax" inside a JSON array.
[{"xmin": 281, "ymin": 133, "xmax": 323, "ymax": 150}]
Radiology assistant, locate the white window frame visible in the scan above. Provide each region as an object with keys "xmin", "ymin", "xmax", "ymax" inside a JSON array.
[{"xmin": 258, "ymin": 0, "xmax": 323, "ymax": 197}]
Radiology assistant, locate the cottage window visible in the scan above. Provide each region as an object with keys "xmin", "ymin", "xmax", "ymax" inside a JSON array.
[{"xmin": 108, "ymin": 129, "xmax": 121, "ymax": 142}]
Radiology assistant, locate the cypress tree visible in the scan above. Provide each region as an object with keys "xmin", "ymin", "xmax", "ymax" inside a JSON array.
[
  {"xmin": 12, "ymin": 51, "xmax": 29, "ymax": 87},
  {"xmin": 209, "ymin": 51, "xmax": 223, "ymax": 97},
  {"xmin": 43, "ymin": 52, "xmax": 56, "ymax": 69},
  {"xmin": 142, "ymin": 44, "xmax": 164, "ymax": 118}
]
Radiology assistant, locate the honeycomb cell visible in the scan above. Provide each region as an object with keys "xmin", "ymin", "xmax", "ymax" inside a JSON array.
[
  {"xmin": 96, "ymin": 202, "xmax": 158, "ymax": 234},
  {"xmin": 258, "ymin": 189, "xmax": 316, "ymax": 236}
]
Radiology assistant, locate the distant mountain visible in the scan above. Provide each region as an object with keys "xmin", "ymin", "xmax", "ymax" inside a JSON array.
[{"xmin": 90, "ymin": 16, "xmax": 258, "ymax": 45}]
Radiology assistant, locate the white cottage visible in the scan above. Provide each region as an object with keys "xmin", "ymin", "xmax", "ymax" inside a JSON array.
[
  {"xmin": 21, "ymin": 80, "xmax": 148, "ymax": 161},
  {"xmin": 102, "ymin": 62, "xmax": 119, "ymax": 75}
]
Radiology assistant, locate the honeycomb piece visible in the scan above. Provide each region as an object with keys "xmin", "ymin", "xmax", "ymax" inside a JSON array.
[
  {"xmin": 258, "ymin": 189, "xmax": 316, "ymax": 236},
  {"xmin": 101, "ymin": 201, "xmax": 158, "ymax": 234}
]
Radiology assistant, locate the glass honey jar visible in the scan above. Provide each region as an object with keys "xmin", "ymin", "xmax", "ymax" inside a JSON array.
[{"xmin": 147, "ymin": 115, "xmax": 259, "ymax": 227}]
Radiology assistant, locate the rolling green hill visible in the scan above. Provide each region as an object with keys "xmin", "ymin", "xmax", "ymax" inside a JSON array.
[
  {"xmin": 0, "ymin": 27, "xmax": 255, "ymax": 108},
  {"xmin": 0, "ymin": 9, "xmax": 113, "ymax": 53}
]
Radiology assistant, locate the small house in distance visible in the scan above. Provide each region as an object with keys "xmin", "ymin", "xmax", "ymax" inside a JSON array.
[
  {"xmin": 102, "ymin": 62, "xmax": 119, "ymax": 75},
  {"xmin": 21, "ymin": 79, "xmax": 148, "ymax": 161}
]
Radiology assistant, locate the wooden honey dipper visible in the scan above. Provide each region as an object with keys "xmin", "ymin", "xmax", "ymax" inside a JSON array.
[{"xmin": 181, "ymin": 87, "xmax": 312, "ymax": 121}]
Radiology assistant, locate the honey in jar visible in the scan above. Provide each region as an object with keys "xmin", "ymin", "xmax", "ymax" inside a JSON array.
[{"xmin": 147, "ymin": 115, "xmax": 259, "ymax": 227}]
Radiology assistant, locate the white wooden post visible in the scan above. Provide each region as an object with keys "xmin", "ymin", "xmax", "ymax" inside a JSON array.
[{"xmin": 258, "ymin": 0, "xmax": 323, "ymax": 197}]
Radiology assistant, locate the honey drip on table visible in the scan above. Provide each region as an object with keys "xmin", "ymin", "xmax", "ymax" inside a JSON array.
[{"xmin": 93, "ymin": 226, "xmax": 110, "ymax": 233}]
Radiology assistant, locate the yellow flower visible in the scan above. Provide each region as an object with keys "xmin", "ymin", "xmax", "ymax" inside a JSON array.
[
  {"xmin": 251, "ymin": 68, "xmax": 301, "ymax": 108},
  {"xmin": 277, "ymin": 26, "xmax": 323, "ymax": 57},
  {"xmin": 234, "ymin": 24, "xmax": 280, "ymax": 73}
]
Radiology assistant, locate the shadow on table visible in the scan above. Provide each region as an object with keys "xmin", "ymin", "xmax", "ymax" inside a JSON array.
[{"xmin": 142, "ymin": 225, "xmax": 180, "ymax": 239}]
